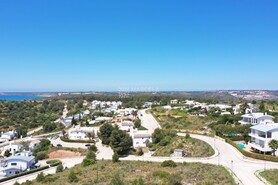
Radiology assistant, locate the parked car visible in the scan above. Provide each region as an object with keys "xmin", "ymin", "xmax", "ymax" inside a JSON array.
[
  {"xmin": 85, "ymin": 144, "xmax": 91, "ymax": 147},
  {"xmin": 57, "ymin": 144, "xmax": 63, "ymax": 147}
]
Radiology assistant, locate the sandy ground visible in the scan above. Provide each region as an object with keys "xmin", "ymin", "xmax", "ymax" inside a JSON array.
[{"xmin": 49, "ymin": 150, "xmax": 81, "ymax": 159}]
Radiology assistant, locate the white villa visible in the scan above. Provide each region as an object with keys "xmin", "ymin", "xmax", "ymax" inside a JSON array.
[
  {"xmin": 68, "ymin": 126, "xmax": 97, "ymax": 140},
  {"xmin": 0, "ymin": 151, "xmax": 36, "ymax": 177},
  {"xmin": 119, "ymin": 120, "xmax": 134, "ymax": 131},
  {"xmin": 1, "ymin": 143, "xmax": 22, "ymax": 156},
  {"xmin": 130, "ymin": 130, "xmax": 152, "ymax": 147},
  {"xmin": 0, "ymin": 130, "xmax": 17, "ymax": 141},
  {"xmin": 239, "ymin": 113, "xmax": 274, "ymax": 125},
  {"xmin": 249, "ymin": 123, "xmax": 278, "ymax": 155}
]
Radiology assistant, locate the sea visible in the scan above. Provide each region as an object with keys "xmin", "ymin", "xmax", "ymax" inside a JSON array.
[{"xmin": 0, "ymin": 95, "xmax": 45, "ymax": 101}]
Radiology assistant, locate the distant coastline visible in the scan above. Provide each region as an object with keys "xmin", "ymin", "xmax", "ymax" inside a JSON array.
[{"xmin": 0, "ymin": 95, "xmax": 46, "ymax": 101}]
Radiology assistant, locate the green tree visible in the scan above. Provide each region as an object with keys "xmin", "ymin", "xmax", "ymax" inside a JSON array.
[
  {"xmin": 86, "ymin": 151, "xmax": 96, "ymax": 160},
  {"xmin": 134, "ymin": 120, "xmax": 141, "ymax": 129},
  {"xmin": 4, "ymin": 150, "xmax": 11, "ymax": 157},
  {"xmin": 112, "ymin": 153, "xmax": 119, "ymax": 163},
  {"xmin": 68, "ymin": 170, "xmax": 79, "ymax": 183},
  {"xmin": 110, "ymin": 129, "xmax": 133, "ymax": 155},
  {"xmin": 269, "ymin": 140, "xmax": 278, "ymax": 156},
  {"xmin": 99, "ymin": 123, "xmax": 114, "ymax": 145},
  {"xmin": 71, "ymin": 117, "xmax": 77, "ymax": 126}
]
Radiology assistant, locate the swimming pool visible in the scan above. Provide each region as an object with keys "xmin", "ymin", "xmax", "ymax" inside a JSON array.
[{"xmin": 237, "ymin": 143, "xmax": 246, "ymax": 149}]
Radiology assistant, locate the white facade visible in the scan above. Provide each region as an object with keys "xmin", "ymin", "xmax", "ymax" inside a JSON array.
[
  {"xmin": 0, "ymin": 131, "xmax": 17, "ymax": 141},
  {"xmin": 0, "ymin": 151, "xmax": 35, "ymax": 177},
  {"xmin": 131, "ymin": 130, "xmax": 152, "ymax": 147},
  {"xmin": 1, "ymin": 143, "xmax": 22, "ymax": 156},
  {"xmin": 249, "ymin": 123, "xmax": 278, "ymax": 155},
  {"xmin": 119, "ymin": 120, "xmax": 134, "ymax": 131},
  {"xmin": 239, "ymin": 113, "xmax": 274, "ymax": 125},
  {"xmin": 68, "ymin": 126, "xmax": 97, "ymax": 140}
]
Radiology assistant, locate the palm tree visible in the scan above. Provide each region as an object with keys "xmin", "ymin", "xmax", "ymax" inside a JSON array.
[{"xmin": 269, "ymin": 139, "xmax": 278, "ymax": 156}]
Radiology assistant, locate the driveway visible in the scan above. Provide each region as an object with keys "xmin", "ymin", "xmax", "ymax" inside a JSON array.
[{"xmin": 138, "ymin": 109, "xmax": 161, "ymax": 132}]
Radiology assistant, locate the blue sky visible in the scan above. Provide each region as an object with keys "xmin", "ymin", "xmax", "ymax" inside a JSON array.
[{"xmin": 0, "ymin": 1, "xmax": 277, "ymax": 91}]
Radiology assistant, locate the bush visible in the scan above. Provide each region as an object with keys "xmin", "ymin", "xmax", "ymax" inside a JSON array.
[
  {"xmin": 82, "ymin": 158, "xmax": 96, "ymax": 167},
  {"xmin": 36, "ymin": 151, "xmax": 48, "ymax": 161},
  {"xmin": 89, "ymin": 145, "xmax": 98, "ymax": 152},
  {"xmin": 56, "ymin": 164, "xmax": 64, "ymax": 173},
  {"xmin": 46, "ymin": 160, "xmax": 62, "ymax": 167},
  {"xmin": 36, "ymin": 172, "xmax": 45, "ymax": 182},
  {"xmin": 136, "ymin": 148, "xmax": 144, "ymax": 156},
  {"xmin": 86, "ymin": 151, "xmax": 96, "ymax": 160},
  {"xmin": 112, "ymin": 153, "xmax": 119, "ymax": 163},
  {"xmin": 161, "ymin": 160, "xmax": 177, "ymax": 168},
  {"xmin": 68, "ymin": 170, "xmax": 79, "ymax": 183}
]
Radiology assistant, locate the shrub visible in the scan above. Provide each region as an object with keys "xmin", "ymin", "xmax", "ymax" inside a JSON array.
[
  {"xmin": 46, "ymin": 160, "xmax": 62, "ymax": 167},
  {"xmin": 86, "ymin": 151, "xmax": 96, "ymax": 160},
  {"xmin": 161, "ymin": 160, "xmax": 177, "ymax": 168},
  {"xmin": 68, "ymin": 170, "xmax": 79, "ymax": 183},
  {"xmin": 56, "ymin": 164, "xmax": 64, "ymax": 173},
  {"xmin": 82, "ymin": 158, "xmax": 96, "ymax": 167},
  {"xmin": 89, "ymin": 145, "xmax": 98, "ymax": 152},
  {"xmin": 136, "ymin": 148, "xmax": 144, "ymax": 156},
  {"xmin": 112, "ymin": 153, "xmax": 119, "ymax": 163},
  {"xmin": 36, "ymin": 172, "xmax": 45, "ymax": 182},
  {"xmin": 152, "ymin": 170, "xmax": 170, "ymax": 178},
  {"xmin": 36, "ymin": 151, "xmax": 48, "ymax": 161}
]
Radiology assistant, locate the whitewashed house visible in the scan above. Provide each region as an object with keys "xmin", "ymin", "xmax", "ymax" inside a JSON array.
[
  {"xmin": 0, "ymin": 151, "xmax": 36, "ymax": 177},
  {"xmin": 120, "ymin": 120, "xmax": 134, "ymax": 131},
  {"xmin": 130, "ymin": 130, "xmax": 152, "ymax": 147},
  {"xmin": 248, "ymin": 123, "xmax": 278, "ymax": 155},
  {"xmin": 0, "ymin": 131, "xmax": 17, "ymax": 141},
  {"xmin": 170, "ymin": 99, "xmax": 179, "ymax": 105},
  {"xmin": 68, "ymin": 126, "xmax": 97, "ymax": 140},
  {"xmin": 29, "ymin": 140, "xmax": 41, "ymax": 151},
  {"xmin": 1, "ymin": 143, "xmax": 22, "ymax": 156},
  {"xmin": 239, "ymin": 113, "xmax": 274, "ymax": 125}
]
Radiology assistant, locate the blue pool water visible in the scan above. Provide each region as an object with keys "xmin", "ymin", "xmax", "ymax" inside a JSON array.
[{"xmin": 237, "ymin": 143, "xmax": 246, "ymax": 149}]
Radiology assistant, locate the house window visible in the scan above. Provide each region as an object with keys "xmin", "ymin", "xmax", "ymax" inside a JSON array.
[{"xmin": 11, "ymin": 163, "xmax": 17, "ymax": 166}]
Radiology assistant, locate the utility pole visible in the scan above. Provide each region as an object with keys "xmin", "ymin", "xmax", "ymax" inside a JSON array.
[{"xmin": 231, "ymin": 160, "xmax": 234, "ymax": 174}]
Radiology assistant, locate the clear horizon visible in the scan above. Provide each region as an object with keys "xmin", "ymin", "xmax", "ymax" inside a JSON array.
[{"xmin": 0, "ymin": 1, "xmax": 278, "ymax": 91}]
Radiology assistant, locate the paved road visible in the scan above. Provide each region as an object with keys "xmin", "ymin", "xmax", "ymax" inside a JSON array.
[{"xmin": 138, "ymin": 109, "xmax": 161, "ymax": 132}]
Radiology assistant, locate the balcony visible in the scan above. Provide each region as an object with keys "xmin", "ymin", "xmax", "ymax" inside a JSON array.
[{"xmin": 248, "ymin": 142, "xmax": 272, "ymax": 152}]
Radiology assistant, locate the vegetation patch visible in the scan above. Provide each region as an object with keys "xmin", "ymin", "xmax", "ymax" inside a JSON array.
[
  {"xmin": 153, "ymin": 135, "xmax": 214, "ymax": 157},
  {"xmin": 19, "ymin": 161, "xmax": 236, "ymax": 185},
  {"xmin": 260, "ymin": 169, "xmax": 278, "ymax": 185}
]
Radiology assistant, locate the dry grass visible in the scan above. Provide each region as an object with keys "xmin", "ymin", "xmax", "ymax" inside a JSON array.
[
  {"xmin": 25, "ymin": 161, "xmax": 236, "ymax": 185},
  {"xmin": 153, "ymin": 136, "xmax": 215, "ymax": 157}
]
